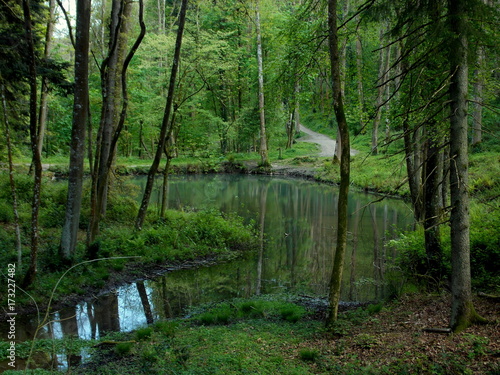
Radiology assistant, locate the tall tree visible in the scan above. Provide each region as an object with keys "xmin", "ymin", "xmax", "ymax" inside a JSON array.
[
  {"xmin": 36, "ymin": 0, "xmax": 56, "ymax": 158},
  {"xmin": 135, "ymin": 0, "xmax": 188, "ymax": 230},
  {"xmin": 60, "ymin": 0, "xmax": 91, "ymax": 262},
  {"xmin": 326, "ymin": 0, "xmax": 350, "ymax": 325},
  {"xmin": 0, "ymin": 83, "xmax": 22, "ymax": 267},
  {"xmin": 21, "ymin": 0, "xmax": 43, "ymax": 288},
  {"xmin": 447, "ymin": 0, "xmax": 484, "ymax": 332},
  {"xmin": 89, "ymin": 0, "xmax": 145, "ymax": 244},
  {"xmin": 255, "ymin": 0, "xmax": 269, "ymax": 167}
]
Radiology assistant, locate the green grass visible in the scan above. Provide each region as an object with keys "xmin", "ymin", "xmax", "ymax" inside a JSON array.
[{"xmin": 12, "ymin": 141, "xmax": 320, "ymax": 176}]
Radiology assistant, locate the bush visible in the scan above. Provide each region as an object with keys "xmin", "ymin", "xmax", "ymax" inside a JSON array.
[
  {"xmin": 279, "ymin": 305, "xmax": 306, "ymax": 323},
  {"xmin": 0, "ymin": 200, "xmax": 14, "ymax": 223},
  {"xmin": 135, "ymin": 327, "xmax": 153, "ymax": 341},
  {"xmin": 299, "ymin": 348, "xmax": 318, "ymax": 362},
  {"xmin": 470, "ymin": 209, "xmax": 500, "ymax": 292},
  {"xmin": 115, "ymin": 341, "xmax": 134, "ymax": 356}
]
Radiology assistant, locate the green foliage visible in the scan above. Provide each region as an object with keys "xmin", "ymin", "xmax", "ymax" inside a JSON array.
[
  {"xmin": 279, "ymin": 304, "xmax": 306, "ymax": 323},
  {"xmin": 115, "ymin": 341, "xmax": 134, "ymax": 356},
  {"xmin": 470, "ymin": 208, "xmax": 500, "ymax": 292},
  {"xmin": 299, "ymin": 348, "xmax": 318, "ymax": 362},
  {"xmin": 0, "ymin": 200, "xmax": 14, "ymax": 223},
  {"xmin": 193, "ymin": 298, "xmax": 307, "ymax": 326},
  {"xmin": 135, "ymin": 327, "xmax": 153, "ymax": 341}
]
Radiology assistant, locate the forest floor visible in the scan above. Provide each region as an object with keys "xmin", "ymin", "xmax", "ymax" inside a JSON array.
[{"xmin": 61, "ymin": 293, "xmax": 500, "ymax": 374}]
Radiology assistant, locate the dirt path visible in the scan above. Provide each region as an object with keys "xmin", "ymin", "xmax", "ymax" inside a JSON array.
[{"xmin": 296, "ymin": 124, "xmax": 357, "ymax": 157}]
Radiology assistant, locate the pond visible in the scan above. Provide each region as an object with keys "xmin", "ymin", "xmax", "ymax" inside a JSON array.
[{"xmin": 3, "ymin": 174, "xmax": 414, "ymax": 371}]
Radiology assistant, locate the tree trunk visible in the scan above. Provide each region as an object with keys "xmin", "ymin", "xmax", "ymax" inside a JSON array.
[
  {"xmin": 36, "ymin": 0, "xmax": 56, "ymax": 159},
  {"xmin": 136, "ymin": 281, "xmax": 154, "ymax": 324},
  {"xmin": 89, "ymin": 0, "xmax": 130, "ymax": 244},
  {"xmin": 60, "ymin": 0, "xmax": 91, "ymax": 263},
  {"xmin": 135, "ymin": 0, "xmax": 187, "ymax": 230},
  {"xmin": 160, "ymin": 144, "xmax": 173, "ymax": 219},
  {"xmin": 471, "ymin": 47, "xmax": 484, "ymax": 147},
  {"xmin": 89, "ymin": 0, "xmax": 145, "ymax": 243},
  {"xmin": 21, "ymin": 0, "xmax": 43, "ymax": 288},
  {"xmin": 1, "ymin": 83, "xmax": 23, "ymax": 267},
  {"xmin": 255, "ymin": 0, "xmax": 269, "ymax": 167},
  {"xmin": 448, "ymin": 0, "xmax": 483, "ymax": 332},
  {"xmin": 423, "ymin": 123, "xmax": 444, "ymax": 280},
  {"xmin": 372, "ymin": 25, "xmax": 389, "ymax": 155},
  {"xmin": 326, "ymin": 0, "xmax": 350, "ymax": 325},
  {"xmin": 355, "ymin": 31, "xmax": 365, "ymax": 132}
]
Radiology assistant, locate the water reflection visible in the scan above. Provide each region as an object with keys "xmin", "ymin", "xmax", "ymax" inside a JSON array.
[{"xmin": 10, "ymin": 175, "xmax": 414, "ymax": 344}]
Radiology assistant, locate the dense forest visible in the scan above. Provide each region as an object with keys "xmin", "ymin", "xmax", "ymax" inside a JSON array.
[{"xmin": 1, "ymin": 0, "xmax": 499, "ymax": 372}]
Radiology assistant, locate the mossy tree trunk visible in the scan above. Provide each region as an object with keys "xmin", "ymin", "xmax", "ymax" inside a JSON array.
[
  {"xmin": 22, "ymin": 0, "xmax": 43, "ymax": 288},
  {"xmin": 448, "ymin": 0, "xmax": 484, "ymax": 332},
  {"xmin": 326, "ymin": 0, "xmax": 350, "ymax": 326}
]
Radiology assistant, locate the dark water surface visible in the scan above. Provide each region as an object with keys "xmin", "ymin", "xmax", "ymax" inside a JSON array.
[{"xmin": 3, "ymin": 174, "xmax": 414, "ymax": 370}]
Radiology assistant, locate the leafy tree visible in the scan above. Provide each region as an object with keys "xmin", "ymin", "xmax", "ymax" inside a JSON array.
[{"xmin": 136, "ymin": 0, "xmax": 188, "ymax": 230}]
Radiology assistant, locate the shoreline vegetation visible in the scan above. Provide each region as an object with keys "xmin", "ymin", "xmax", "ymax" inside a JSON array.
[{"xmin": 1, "ymin": 141, "xmax": 499, "ymax": 374}]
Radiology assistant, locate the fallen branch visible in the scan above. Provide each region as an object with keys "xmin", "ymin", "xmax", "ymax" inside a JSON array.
[
  {"xmin": 478, "ymin": 292, "xmax": 500, "ymax": 301},
  {"xmin": 423, "ymin": 327, "xmax": 452, "ymax": 334}
]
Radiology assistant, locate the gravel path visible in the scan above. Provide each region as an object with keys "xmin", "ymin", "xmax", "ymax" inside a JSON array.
[{"xmin": 296, "ymin": 125, "xmax": 357, "ymax": 157}]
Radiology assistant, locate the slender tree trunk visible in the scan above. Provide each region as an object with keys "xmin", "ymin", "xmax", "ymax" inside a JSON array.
[
  {"xmin": 160, "ymin": 146, "xmax": 173, "ymax": 218},
  {"xmin": 471, "ymin": 47, "xmax": 484, "ymax": 146},
  {"xmin": 326, "ymin": 0, "xmax": 350, "ymax": 325},
  {"xmin": 21, "ymin": 0, "xmax": 43, "ymax": 288},
  {"xmin": 135, "ymin": 0, "xmax": 187, "ymax": 230},
  {"xmin": 136, "ymin": 281, "xmax": 154, "ymax": 324},
  {"xmin": 255, "ymin": 0, "xmax": 269, "ymax": 167},
  {"xmin": 401, "ymin": 53, "xmax": 424, "ymax": 222},
  {"xmin": 89, "ymin": 0, "xmax": 129, "ymax": 244},
  {"xmin": 372, "ymin": 26, "xmax": 389, "ymax": 155},
  {"xmin": 256, "ymin": 184, "xmax": 268, "ymax": 295},
  {"xmin": 60, "ymin": 0, "xmax": 91, "ymax": 262},
  {"xmin": 89, "ymin": 0, "xmax": 145, "ymax": 243},
  {"xmin": 423, "ymin": 123, "xmax": 444, "ymax": 280},
  {"xmin": 36, "ymin": 0, "xmax": 56, "ymax": 158},
  {"xmin": 355, "ymin": 31, "xmax": 365, "ymax": 132},
  {"xmin": 1, "ymin": 83, "xmax": 23, "ymax": 267},
  {"xmin": 448, "ymin": 0, "xmax": 484, "ymax": 332}
]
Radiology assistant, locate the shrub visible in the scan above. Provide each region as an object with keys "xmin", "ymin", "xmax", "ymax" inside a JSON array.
[
  {"xmin": 153, "ymin": 321, "xmax": 177, "ymax": 337},
  {"xmin": 0, "ymin": 200, "xmax": 14, "ymax": 223},
  {"xmin": 470, "ymin": 209, "xmax": 500, "ymax": 292},
  {"xmin": 299, "ymin": 348, "xmax": 318, "ymax": 362},
  {"xmin": 115, "ymin": 342, "xmax": 134, "ymax": 356},
  {"xmin": 279, "ymin": 305, "xmax": 306, "ymax": 323},
  {"xmin": 135, "ymin": 327, "xmax": 153, "ymax": 341}
]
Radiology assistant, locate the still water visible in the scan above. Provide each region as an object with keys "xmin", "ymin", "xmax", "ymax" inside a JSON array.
[{"xmin": 5, "ymin": 174, "xmax": 414, "ymax": 370}]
